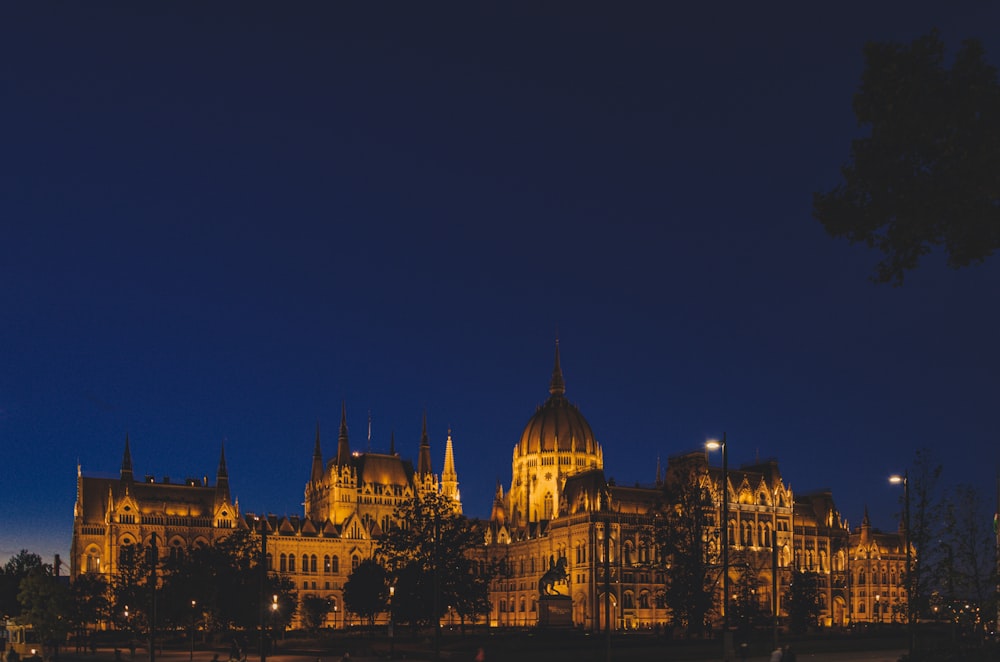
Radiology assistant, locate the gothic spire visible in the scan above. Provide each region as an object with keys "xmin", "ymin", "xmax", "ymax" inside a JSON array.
[
  {"xmin": 418, "ymin": 411, "xmax": 432, "ymax": 476},
  {"xmin": 310, "ymin": 421, "xmax": 324, "ymax": 484},
  {"xmin": 336, "ymin": 401, "xmax": 351, "ymax": 465},
  {"xmin": 549, "ymin": 339, "xmax": 565, "ymax": 397},
  {"xmin": 217, "ymin": 441, "xmax": 228, "ymax": 478},
  {"xmin": 216, "ymin": 441, "xmax": 230, "ymax": 501},
  {"xmin": 120, "ymin": 434, "xmax": 134, "ymax": 482},
  {"xmin": 389, "ymin": 430, "xmax": 396, "ymax": 456},
  {"xmin": 441, "ymin": 428, "xmax": 460, "ymax": 505}
]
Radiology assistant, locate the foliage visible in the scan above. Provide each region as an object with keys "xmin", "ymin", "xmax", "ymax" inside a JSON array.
[
  {"xmin": 907, "ymin": 448, "xmax": 944, "ymax": 621},
  {"xmin": 450, "ymin": 551, "xmax": 495, "ymax": 630},
  {"xmin": 376, "ymin": 492, "xmax": 485, "ymax": 628},
  {"xmin": 110, "ymin": 542, "xmax": 154, "ymax": 635},
  {"xmin": 1, "ymin": 551, "xmax": 46, "ymax": 619},
  {"xmin": 300, "ymin": 594, "xmax": 333, "ymax": 634},
  {"xmin": 159, "ymin": 528, "xmax": 296, "ymax": 633},
  {"xmin": 68, "ymin": 573, "xmax": 109, "ymax": 632},
  {"xmin": 652, "ymin": 456, "xmax": 716, "ymax": 637},
  {"xmin": 784, "ymin": 570, "xmax": 821, "ymax": 634},
  {"xmin": 17, "ymin": 566, "xmax": 72, "ymax": 652},
  {"xmin": 813, "ymin": 30, "xmax": 1000, "ymax": 285},
  {"xmin": 937, "ymin": 483, "xmax": 997, "ymax": 637},
  {"xmin": 342, "ymin": 558, "xmax": 388, "ymax": 627}
]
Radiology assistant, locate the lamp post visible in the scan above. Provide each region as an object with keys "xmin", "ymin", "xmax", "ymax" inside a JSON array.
[
  {"xmin": 189, "ymin": 600, "xmax": 196, "ymax": 662},
  {"xmin": 389, "ymin": 585, "xmax": 395, "ymax": 659},
  {"xmin": 889, "ymin": 471, "xmax": 912, "ymax": 656},
  {"xmin": 772, "ymin": 486, "xmax": 779, "ymax": 651},
  {"xmin": 707, "ymin": 434, "xmax": 730, "ymax": 661},
  {"xmin": 256, "ymin": 517, "xmax": 269, "ymax": 662}
]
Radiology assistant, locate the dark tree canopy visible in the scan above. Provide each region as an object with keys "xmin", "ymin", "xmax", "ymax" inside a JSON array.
[
  {"xmin": 342, "ymin": 558, "xmax": 388, "ymax": 627},
  {"xmin": 653, "ymin": 457, "xmax": 717, "ymax": 636},
  {"xmin": 813, "ymin": 30, "xmax": 1000, "ymax": 285}
]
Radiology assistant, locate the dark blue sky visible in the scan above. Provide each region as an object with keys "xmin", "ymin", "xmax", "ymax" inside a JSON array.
[{"xmin": 2, "ymin": 2, "xmax": 998, "ymax": 565}]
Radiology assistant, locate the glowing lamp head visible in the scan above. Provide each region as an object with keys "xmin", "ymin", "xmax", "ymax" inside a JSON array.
[
  {"xmin": 706, "ymin": 439, "xmax": 723, "ymax": 452},
  {"xmin": 889, "ymin": 474, "xmax": 904, "ymax": 485}
]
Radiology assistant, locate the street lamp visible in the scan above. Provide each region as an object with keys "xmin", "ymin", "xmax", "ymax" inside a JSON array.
[
  {"xmin": 889, "ymin": 471, "xmax": 912, "ymax": 655},
  {"xmin": 706, "ymin": 434, "xmax": 730, "ymax": 660},
  {"xmin": 389, "ymin": 585, "xmax": 395, "ymax": 659},
  {"xmin": 256, "ymin": 517, "xmax": 269, "ymax": 662},
  {"xmin": 189, "ymin": 600, "xmax": 197, "ymax": 662}
]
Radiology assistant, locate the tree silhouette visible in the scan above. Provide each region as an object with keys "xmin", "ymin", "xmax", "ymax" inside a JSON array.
[{"xmin": 813, "ymin": 30, "xmax": 1000, "ymax": 285}]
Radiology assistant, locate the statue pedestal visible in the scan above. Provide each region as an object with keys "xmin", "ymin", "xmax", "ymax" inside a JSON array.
[{"xmin": 538, "ymin": 595, "xmax": 573, "ymax": 628}]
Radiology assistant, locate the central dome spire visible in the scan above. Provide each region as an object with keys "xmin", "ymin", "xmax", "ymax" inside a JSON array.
[{"xmin": 549, "ymin": 340, "xmax": 565, "ymax": 397}]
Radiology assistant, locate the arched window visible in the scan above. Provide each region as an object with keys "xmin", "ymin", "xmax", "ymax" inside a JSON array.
[
  {"xmin": 280, "ymin": 554, "xmax": 287, "ymax": 573},
  {"xmin": 623, "ymin": 591, "xmax": 635, "ymax": 609},
  {"xmin": 311, "ymin": 555, "xmax": 318, "ymax": 573},
  {"xmin": 858, "ymin": 570, "xmax": 865, "ymax": 585},
  {"xmin": 289, "ymin": 554, "xmax": 296, "ymax": 572},
  {"xmin": 266, "ymin": 553, "xmax": 273, "ymax": 571},
  {"xmin": 638, "ymin": 591, "xmax": 650, "ymax": 609},
  {"xmin": 499, "ymin": 599, "xmax": 506, "ymax": 613},
  {"xmin": 332, "ymin": 556, "xmax": 340, "ymax": 573},
  {"xmin": 544, "ymin": 492, "xmax": 554, "ymax": 520},
  {"xmin": 85, "ymin": 547, "xmax": 101, "ymax": 573},
  {"xmin": 352, "ymin": 555, "xmax": 360, "ymax": 571},
  {"xmin": 519, "ymin": 596, "xmax": 526, "ymax": 612},
  {"xmin": 324, "ymin": 555, "xmax": 331, "ymax": 573},
  {"xmin": 623, "ymin": 541, "xmax": 634, "ymax": 566}
]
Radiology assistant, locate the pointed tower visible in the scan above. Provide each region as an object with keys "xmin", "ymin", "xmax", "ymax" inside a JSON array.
[
  {"xmin": 216, "ymin": 442, "xmax": 231, "ymax": 503},
  {"xmin": 550, "ymin": 338, "xmax": 565, "ymax": 397},
  {"xmin": 389, "ymin": 430, "xmax": 396, "ymax": 456},
  {"xmin": 310, "ymin": 422, "xmax": 324, "ymax": 485},
  {"xmin": 490, "ymin": 481, "xmax": 506, "ymax": 525},
  {"xmin": 860, "ymin": 505, "xmax": 871, "ymax": 545},
  {"xmin": 119, "ymin": 434, "xmax": 134, "ymax": 496},
  {"xmin": 336, "ymin": 402, "xmax": 351, "ymax": 465},
  {"xmin": 417, "ymin": 412, "xmax": 432, "ymax": 476},
  {"xmin": 441, "ymin": 428, "xmax": 460, "ymax": 508}
]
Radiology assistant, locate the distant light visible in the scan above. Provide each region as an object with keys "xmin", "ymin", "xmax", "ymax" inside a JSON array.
[{"xmin": 706, "ymin": 439, "xmax": 722, "ymax": 451}]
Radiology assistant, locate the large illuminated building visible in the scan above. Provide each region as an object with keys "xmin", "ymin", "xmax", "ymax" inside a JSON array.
[
  {"xmin": 483, "ymin": 343, "xmax": 859, "ymax": 630},
  {"xmin": 71, "ymin": 408, "xmax": 461, "ymax": 628},
  {"xmin": 70, "ymin": 344, "xmax": 905, "ymax": 630}
]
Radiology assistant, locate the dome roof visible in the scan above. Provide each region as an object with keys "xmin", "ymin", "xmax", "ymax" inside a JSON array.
[{"xmin": 515, "ymin": 344, "xmax": 600, "ymax": 457}]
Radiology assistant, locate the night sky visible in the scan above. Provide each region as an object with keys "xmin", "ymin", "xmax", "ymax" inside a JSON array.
[{"xmin": 2, "ymin": 2, "xmax": 999, "ymax": 566}]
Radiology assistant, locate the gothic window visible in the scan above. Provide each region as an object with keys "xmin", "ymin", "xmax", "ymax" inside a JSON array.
[
  {"xmin": 499, "ymin": 599, "xmax": 506, "ymax": 613},
  {"xmin": 280, "ymin": 554, "xmax": 287, "ymax": 573},
  {"xmin": 544, "ymin": 492, "xmax": 554, "ymax": 520},
  {"xmin": 332, "ymin": 555, "xmax": 340, "ymax": 573},
  {"xmin": 85, "ymin": 547, "xmax": 101, "ymax": 573},
  {"xmin": 266, "ymin": 553, "xmax": 273, "ymax": 571},
  {"xmin": 352, "ymin": 555, "xmax": 360, "ymax": 571},
  {"xmin": 623, "ymin": 541, "xmax": 634, "ymax": 566},
  {"xmin": 638, "ymin": 591, "xmax": 650, "ymax": 609},
  {"xmin": 289, "ymin": 554, "xmax": 296, "ymax": 572},
  {"xmin": 858, "ymin": 570, "xmax": 865, "ymax": 585},
  {"xmin": 531, "ymin": 598, "xmax": 537, "ymax": 612},
  {"xmin": 519, "ymin": 597, "xmax": 526, "ymax": 612},
  {"xmin": 623, "ymin": 591, "xmax": 634, "ymax": 609},
  {"xmin": 169, "ymin": 541, "xmax": 184, "ymax": 563},
  {"xmin": 324, "ymin": 555, "xmax": 331, "ymax": 573},
  {"xmin": 881, "ymin": 569, "xmax": 887, "ymax": 584},
  {"xmin": 311, "ymin": 555, "xmax": 318, "ymax": 573}
]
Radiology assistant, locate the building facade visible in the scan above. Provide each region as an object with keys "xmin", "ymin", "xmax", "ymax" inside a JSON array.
[
  {"xmin": 71, "ymin": 344, "xmax": 905, "ymax": 631},
  {"xmin": 483, "ymin": 343, "xmax": 862, "ymax": 631}
]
